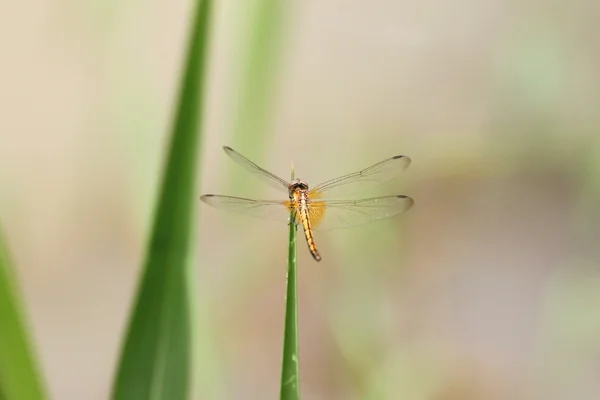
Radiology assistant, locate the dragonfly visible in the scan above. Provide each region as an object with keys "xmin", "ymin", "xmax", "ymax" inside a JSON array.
[{"xmin": 200, "ymin": 146, "xmax": 414, "ymax": 262}]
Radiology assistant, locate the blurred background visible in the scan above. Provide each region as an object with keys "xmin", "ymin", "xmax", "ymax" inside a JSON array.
[{"xmin": 1, "ymin": 0, "xmax": 600, "ymax": 399}]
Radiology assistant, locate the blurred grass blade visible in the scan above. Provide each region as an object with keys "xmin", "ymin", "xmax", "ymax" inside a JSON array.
[
  {"xmin": 227, "ymin": 0, "xmax": 289, "ymax": 196},
  {"xmin": 0, "ymin": 231, "xmax": 47, "ymax": 400},
  {"xmin": 280, "ymin": 211, "xmax": 300, "ymax": 400},
  {"xmin": 232, "ymin": 0, "xmax": 287, "ymax": 149},
  {"xmin": 111, "ymin": 1, "xmax": 212, "ymax": 399}
]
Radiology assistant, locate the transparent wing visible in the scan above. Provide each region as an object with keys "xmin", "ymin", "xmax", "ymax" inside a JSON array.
[
  {"xmin": 310, "ymin": 155, "xmax": 411, "ymax": 199},
  {"xmin": 201, "ymin": 194, "xmax": 296, "ymax": 223},
  {"xmin": 308, "ymin": 195, "xmax": 414, "ymax": 231},
  {"xmin": 223, "ymin": 146, "xmax": 289, "ymax": 192}
]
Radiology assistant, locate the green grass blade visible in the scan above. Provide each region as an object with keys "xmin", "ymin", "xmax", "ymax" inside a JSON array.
[
  {"xmin": 232, "ymin": 0, "xmax": 287, "ymax": 150},
  {"xmin": 110, "ymin": 1, "xmax": 212, "ymax": 399},
  {"xmin": 0, "ymin": 231, "xmax": 47, "ymax": 400},
  {"xmin": 280, "ymin": 212, "xmax": 300, "ymax": 400},
  {"xmin": 226, "ymin": 0, "xmax": 289, "ymax": 196}
]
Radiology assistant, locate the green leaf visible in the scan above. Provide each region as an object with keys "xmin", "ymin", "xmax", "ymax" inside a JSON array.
[
  {"xmin": 226, "ymin": 0, "xmax": 289, "ymax": 197},
  {"xmin": 280, "ymin": 211, "xmax": 300, "ymax": 400},
  {"xmin": 110, "ymin": 1, "xmax": 212, "ymax": 399},
  {"xmin": 0, "ymin": 231, "xmax": 47, "ymax": 400},
  {"xmin": 232, "ymin": 0, "xmax": 288, "ymax": 148}
]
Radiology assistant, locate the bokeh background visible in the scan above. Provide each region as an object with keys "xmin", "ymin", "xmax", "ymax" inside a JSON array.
[{"xmin": 2, "ymin": 0, "xmax": 600, "ymax": 399}]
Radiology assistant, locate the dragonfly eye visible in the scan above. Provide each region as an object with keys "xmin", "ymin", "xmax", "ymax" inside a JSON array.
[
  {"xmin": 289, "ymin": 179, "xmax": 309, "ymax": 192},
  {"xmin": 289, "ymin": 179, "xmax": 308, "ymax": 198}
]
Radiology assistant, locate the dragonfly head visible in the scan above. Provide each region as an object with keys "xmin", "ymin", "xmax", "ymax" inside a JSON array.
[{"xmin": 288, "ymin": 179, "xmax": 309, "ymax": 198}]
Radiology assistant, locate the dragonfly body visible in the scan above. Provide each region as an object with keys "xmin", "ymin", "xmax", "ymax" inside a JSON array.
[
  {"xmin": 201, "ymin": 146, "xmax": 413, "ymax": 262},
  {"xmin": 288, "ymin": 180, "xmax": 322, "ymax": 261}
]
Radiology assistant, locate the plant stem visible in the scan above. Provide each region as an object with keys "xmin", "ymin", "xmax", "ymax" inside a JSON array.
[{"xmin": 280, "ymin": 211, "xmax": 300, "ymax": 400}]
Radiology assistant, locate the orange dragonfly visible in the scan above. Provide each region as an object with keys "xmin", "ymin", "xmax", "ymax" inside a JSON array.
[{"xmin": 200, "ymin": 146, "xmax": 414, "ymax": 261}]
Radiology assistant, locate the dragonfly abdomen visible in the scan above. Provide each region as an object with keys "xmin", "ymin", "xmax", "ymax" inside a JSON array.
[{"xmin": 298, "ymin": 191, "xmax": 322, "ymax": 262}]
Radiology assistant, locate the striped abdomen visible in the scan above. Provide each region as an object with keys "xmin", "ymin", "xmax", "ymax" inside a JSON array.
[{"xmin": 298, "ymin": 191, "xmax": 321, "ymax": 262}]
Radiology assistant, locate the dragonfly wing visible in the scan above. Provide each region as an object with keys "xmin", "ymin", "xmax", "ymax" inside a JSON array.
[
  {"xmin": 309, "ymin": 195, "xmax": 414, "ymax": 231},
  {"xmin": 310, "ymin": 155, "xmax": 411, "ymax": 198},
  {"xmin": 223, "ymin": 146, "xmax": 289, "ymax": 192},
  {"xmin": 201, "ymin": 195, "xmax": 296, "ymax": 223}
]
